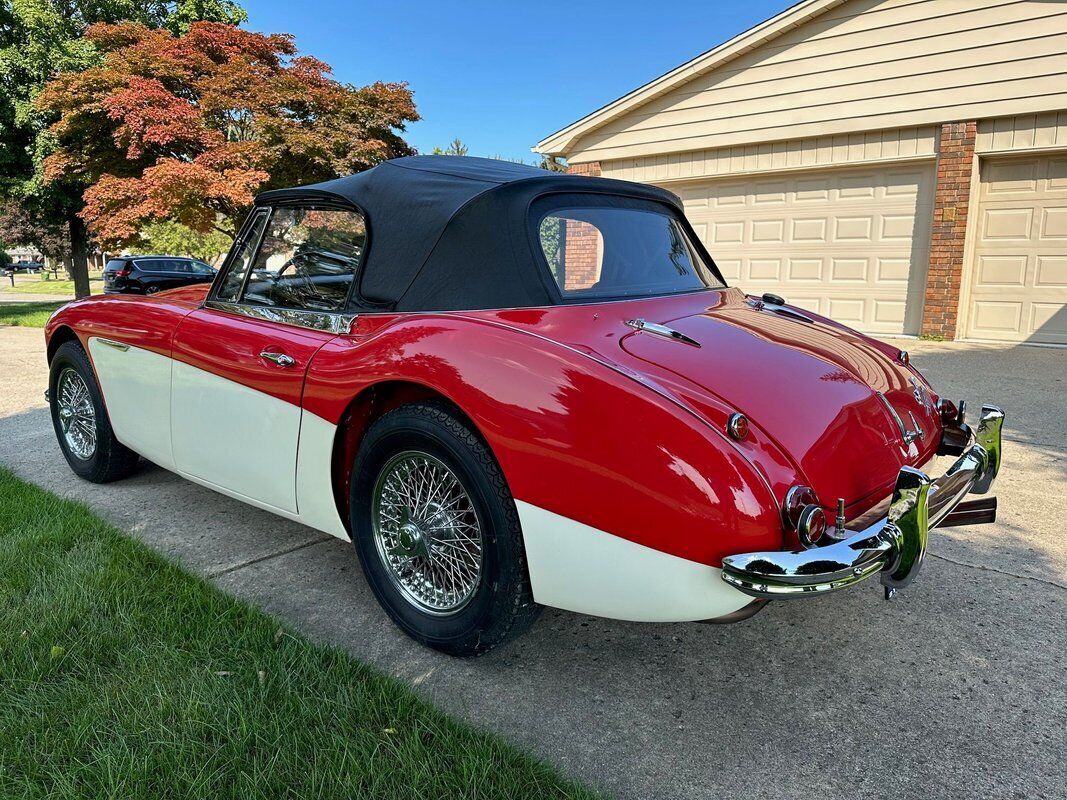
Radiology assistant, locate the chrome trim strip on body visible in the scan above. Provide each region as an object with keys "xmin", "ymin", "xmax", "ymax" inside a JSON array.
[
  {"xmin": 96, "ymin": 338, "xmax": 130, "ymax": 352},
  {"xmin": 720, "ymin": 405, "xmax": 1005, "ymax": 600},
  {"xmin": 203, "ymin": 299, "xmax": 357, "ymax": 335}
]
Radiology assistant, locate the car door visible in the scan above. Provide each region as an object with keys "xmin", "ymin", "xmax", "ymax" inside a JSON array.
[{"xmin": 170, "ymin": 203, "xmax": 367, "ymax": 514}]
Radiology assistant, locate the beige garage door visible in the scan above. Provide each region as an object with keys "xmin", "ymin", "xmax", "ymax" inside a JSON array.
[
  {"xmin": 964, "ymin": 155, "xmax": 1067, "ymax": 345},
  {"xmin": 676, "ymin": 165, "xmax": 934, "ymax": 335}
]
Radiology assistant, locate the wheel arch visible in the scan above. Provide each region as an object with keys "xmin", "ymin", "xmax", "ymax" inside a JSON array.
[
  {"xmin": 46, "ymin": 324, "xmax": 80, "ymax": 364},
  {"xmin": 328, "ymin": 379, "xmax": 495, "ymax": 534}
]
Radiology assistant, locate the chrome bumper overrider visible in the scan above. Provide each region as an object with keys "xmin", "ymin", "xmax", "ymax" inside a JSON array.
[{"xmin": 721, "ymin": 405, "xmax": 1004, "ymax": 600}]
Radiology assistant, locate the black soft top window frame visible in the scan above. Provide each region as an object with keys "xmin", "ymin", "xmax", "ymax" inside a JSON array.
[{"xmin": 526, "ymin": 192, "xmax": 727, "ymax": 306}]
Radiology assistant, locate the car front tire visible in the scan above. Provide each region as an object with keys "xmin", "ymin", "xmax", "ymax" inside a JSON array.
[
  {"xmin": 49, "ymin": 340, "xmax": 140, "ymax": 483},
  {"xmin": 350, "ymin": 402, "xmax": 541, "ymax": 656}
]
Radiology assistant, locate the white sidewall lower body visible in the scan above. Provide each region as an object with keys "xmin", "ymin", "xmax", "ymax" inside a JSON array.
[
  {"xmin": 87, "ymin": 337, "xmax": 175, "ymax": 470},
  {"xmin": 172, "ymin": 359, "xmax": 301, "ymax": 513},
  {"xmin": 516, "ymin": 500, "xmax": 752, "ymax": 622},
  {"xmin": 296, "ymin": 411, "xmax": 349, "ymax": 540}
]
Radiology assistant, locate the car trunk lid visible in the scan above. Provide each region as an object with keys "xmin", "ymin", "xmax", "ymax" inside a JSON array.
[{"xmin": 617, "ymin": 291, "xmax": 940, "ymax": 510}]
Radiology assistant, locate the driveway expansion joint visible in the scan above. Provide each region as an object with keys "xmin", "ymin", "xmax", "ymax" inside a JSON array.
[
  {"xmin": 207, "ymin": 535, "xmax": 334, "ymax": 578},
  {"xmin": 928, "ymin": 552, "xmax": 1067, "ymax": 591}
]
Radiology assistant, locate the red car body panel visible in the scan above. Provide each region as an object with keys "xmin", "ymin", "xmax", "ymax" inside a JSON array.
[
  {"xmin": 172, "ymin": 308, "xmax": 335, "ymax": 408},
  {"xmin": 45, "ymin": 280, "xmax": 942, "ymax": 570}
]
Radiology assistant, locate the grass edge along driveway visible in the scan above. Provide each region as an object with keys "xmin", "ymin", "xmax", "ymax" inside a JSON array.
[
  {"xmin": 0, "ymin": 301, "xmax": 66, "ymax": 328},
  {"xmin": 0, "ymin": 468, "xmax": 597, "ymax": 800}
]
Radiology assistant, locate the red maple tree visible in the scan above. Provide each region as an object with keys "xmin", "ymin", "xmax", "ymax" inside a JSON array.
[{"xmin": 37, "ymin": 22, "xmax": 418, "ymax": 246}]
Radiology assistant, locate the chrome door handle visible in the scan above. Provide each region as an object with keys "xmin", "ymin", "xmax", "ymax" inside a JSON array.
[{"xmin": 260, "ymin": 351, "xmax": 296, "ymax": 368}]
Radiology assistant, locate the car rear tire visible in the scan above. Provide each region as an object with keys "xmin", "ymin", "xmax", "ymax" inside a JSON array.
[
  {"xmin": 49, "ymin": 340, "xmax": 140, "ymax": 483},
  {"xmin": 350, "ymin": 402, "xmax": 541, "ymax": 656}
]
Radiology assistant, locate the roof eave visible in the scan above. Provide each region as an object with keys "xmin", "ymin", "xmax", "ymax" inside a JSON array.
[{"xmin": 532, "ymin": 0, "xmax": 848, "ymax": 158}]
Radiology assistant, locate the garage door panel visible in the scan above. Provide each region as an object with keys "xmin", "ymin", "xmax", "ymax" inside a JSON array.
[
  {"xmin": 877, "ymin": 257, "xmax": 911, "ymax": 283},
  {"xmin": 966, "ymin": 154, "xmax": 1067, "ymax": 344},
  {"xmin": 1040, "ymin": 207, "xmax": 1067, "ymax": 239},
  {"xmin": 751, "ymin": 219, "xmax": 785, "ymax": 242},
  {"xmin": 1045, "ymin": 158, "xmax": 1067, "ymax": 189},
  {"xmin": 977, "ymin": 255, "xmax": 1028, "ymax": 287},
  {"xmin": 682, "ymin": 164, "xmax": 932, "ymax": 335},
  {"xmin": 1035, "ymin": 256, "xmax": 1067, "ymax": 287},
  {"xmin": 1031, "ymin": 304, "xmax": 1067, "ymax": 342},
  {"xmin": 830, "ymin": 257, "xmax": 868, "ymax": 282},
  {"xmin": 789, "ymin": 258, "xmax": 824, "ymax": 281},
  {"xmin": 984, "ymin": 159, "xmax": 1039, "ymax": 194},
  {"xmin": 982, "ymin": 207, "xmax": 1033, "ymax": 240},
  {"xmin": 873, "ymin": 300, "xmax": 907, "ymax": 325}
]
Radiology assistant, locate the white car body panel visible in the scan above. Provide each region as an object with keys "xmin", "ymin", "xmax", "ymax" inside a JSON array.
[
  {"xmin": 87, "ymin": 337, "xmax": 175, "ymax": 470},
  {"xmin": 516, "ymin": 500, "xmax": 750, "ymax": 622},
  {"xmin": 88, "ymin": 338, "xmax": 348, "ymax": 539}
]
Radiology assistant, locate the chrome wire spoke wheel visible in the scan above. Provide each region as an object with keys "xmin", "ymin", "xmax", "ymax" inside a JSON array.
[
  {"xmin": 371, "ymin": 450, "xmax": 484, "ymax": 616},
  {"xmin": 56, "ymin": 367, "xmax": 97, "ymax": 461}
]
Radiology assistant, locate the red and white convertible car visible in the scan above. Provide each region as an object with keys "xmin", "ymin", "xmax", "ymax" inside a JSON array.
[{"xmin": 45, "ymin": 157, "xmax": 1004, "ymax": 655}]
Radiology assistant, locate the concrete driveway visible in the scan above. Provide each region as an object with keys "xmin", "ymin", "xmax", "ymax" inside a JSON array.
[{"xmin": 1, "ymin": 325, "xmax": 1064, "ymax": 800}]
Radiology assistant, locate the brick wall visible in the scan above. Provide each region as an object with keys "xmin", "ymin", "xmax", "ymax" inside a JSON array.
[
  {"xmin": 566, "ymin": 161, "xmax": 601, "ymax": 177},
  {"xmin": 921, "ymin": 121, "xmax": 977, "ymax": 339},
  {"xmin": 562, "ymin": 161, "xmax": 603, "ymax": 290}
]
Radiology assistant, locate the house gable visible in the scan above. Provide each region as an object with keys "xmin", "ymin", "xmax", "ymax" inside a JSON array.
[{"xmin": 542, "ymin": 0, "xmax": 1067, "ymax": 163}]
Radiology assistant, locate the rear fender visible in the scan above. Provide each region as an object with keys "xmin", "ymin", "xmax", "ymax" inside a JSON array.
[{"xmin": 304, "ymin": 315, "xmax": 784, "ymax": 569}]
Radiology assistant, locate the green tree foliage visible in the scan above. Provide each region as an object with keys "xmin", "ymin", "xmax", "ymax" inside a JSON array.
[
  {"xmin": 0, "ymin": 0, "xmax": 246, "ymax": 298},
  {"xmin": 539, "ymin": 154, "xmax": 567, "ymax": 172},
  {"xmin": 431, "ymin": 138, "xmax": 470, "ymax": 156},
  {"xmin": 0, "ymin": 198, "xmax": 70, "ymax": 274},
  {"xmin": 139, "ymin": 219, "xmax": 232, "ymax": 263}
]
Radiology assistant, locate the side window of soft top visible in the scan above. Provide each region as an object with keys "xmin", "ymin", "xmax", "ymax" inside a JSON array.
[
  {"xmin": 239, "ymin": 205, "xmax": 367, "ymax": 313},
  {"xmin": 213, "ymin": 205, "xmax": 367, "ymax": 312}
]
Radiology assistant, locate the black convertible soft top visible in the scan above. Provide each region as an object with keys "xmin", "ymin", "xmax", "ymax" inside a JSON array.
[{"xmin": 255, "ymin": 155, "xmax": 700, "ymax": 312}]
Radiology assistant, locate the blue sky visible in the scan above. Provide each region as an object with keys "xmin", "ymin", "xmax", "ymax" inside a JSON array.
[{"xmin": 244, "ymin": 0, "xmax": 795, "ymax": 163}]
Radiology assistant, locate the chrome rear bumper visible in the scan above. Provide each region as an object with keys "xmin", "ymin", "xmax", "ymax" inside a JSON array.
[{"xmin": 720, "ymin": 405, "xmax": 1004, "ymax": 600}]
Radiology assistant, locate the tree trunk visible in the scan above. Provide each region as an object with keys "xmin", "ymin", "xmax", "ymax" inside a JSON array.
[{"xmin": 68, "ymin": 213, "xmax": 91, "ymax": 299}]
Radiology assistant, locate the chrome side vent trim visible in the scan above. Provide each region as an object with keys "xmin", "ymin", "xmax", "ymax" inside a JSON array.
[{"xmin": 624, "ymin": 318, "xmax": 701, "ymax": 348}]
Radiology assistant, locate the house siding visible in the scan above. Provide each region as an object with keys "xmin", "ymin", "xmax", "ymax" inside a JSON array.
[{"xmin": 566, "ymin": 0, "xmax": 1067, "ymax": 163}]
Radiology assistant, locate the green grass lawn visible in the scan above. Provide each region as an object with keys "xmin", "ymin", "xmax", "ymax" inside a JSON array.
[
  {"xmin": 0, "ymin": 301, "xmax": 66, "ymax": 328},
  {"xmin": 0, "ymin": 468, "xmax": 596, "ymax": 800},
  {"xmin": 0, "ymin": 274, "xmax": 103, "ymax": 296}
]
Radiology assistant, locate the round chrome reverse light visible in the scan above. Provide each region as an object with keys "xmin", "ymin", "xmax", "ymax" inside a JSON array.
[
  {"xmin": 797, "ymin": 504, "xmax": 827, "ymax": 548},
  {"xmin": 726, "ymin": 412, "xmax": 749, "ymax": 441}
]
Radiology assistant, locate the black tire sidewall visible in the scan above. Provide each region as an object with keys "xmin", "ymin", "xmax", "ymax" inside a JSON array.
[
  {"xmin": 49, "ymin": 341, "xmax": 134, "ymax": 482},
  {"xmin": 350, "ymin": 406, "xmax": 527, "ymax": 653}
]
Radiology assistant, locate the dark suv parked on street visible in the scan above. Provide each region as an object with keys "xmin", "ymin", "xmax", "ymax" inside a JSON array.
[{"xmin": 104, "ymin": 256, "xmax": 216, "ymax": 295}]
